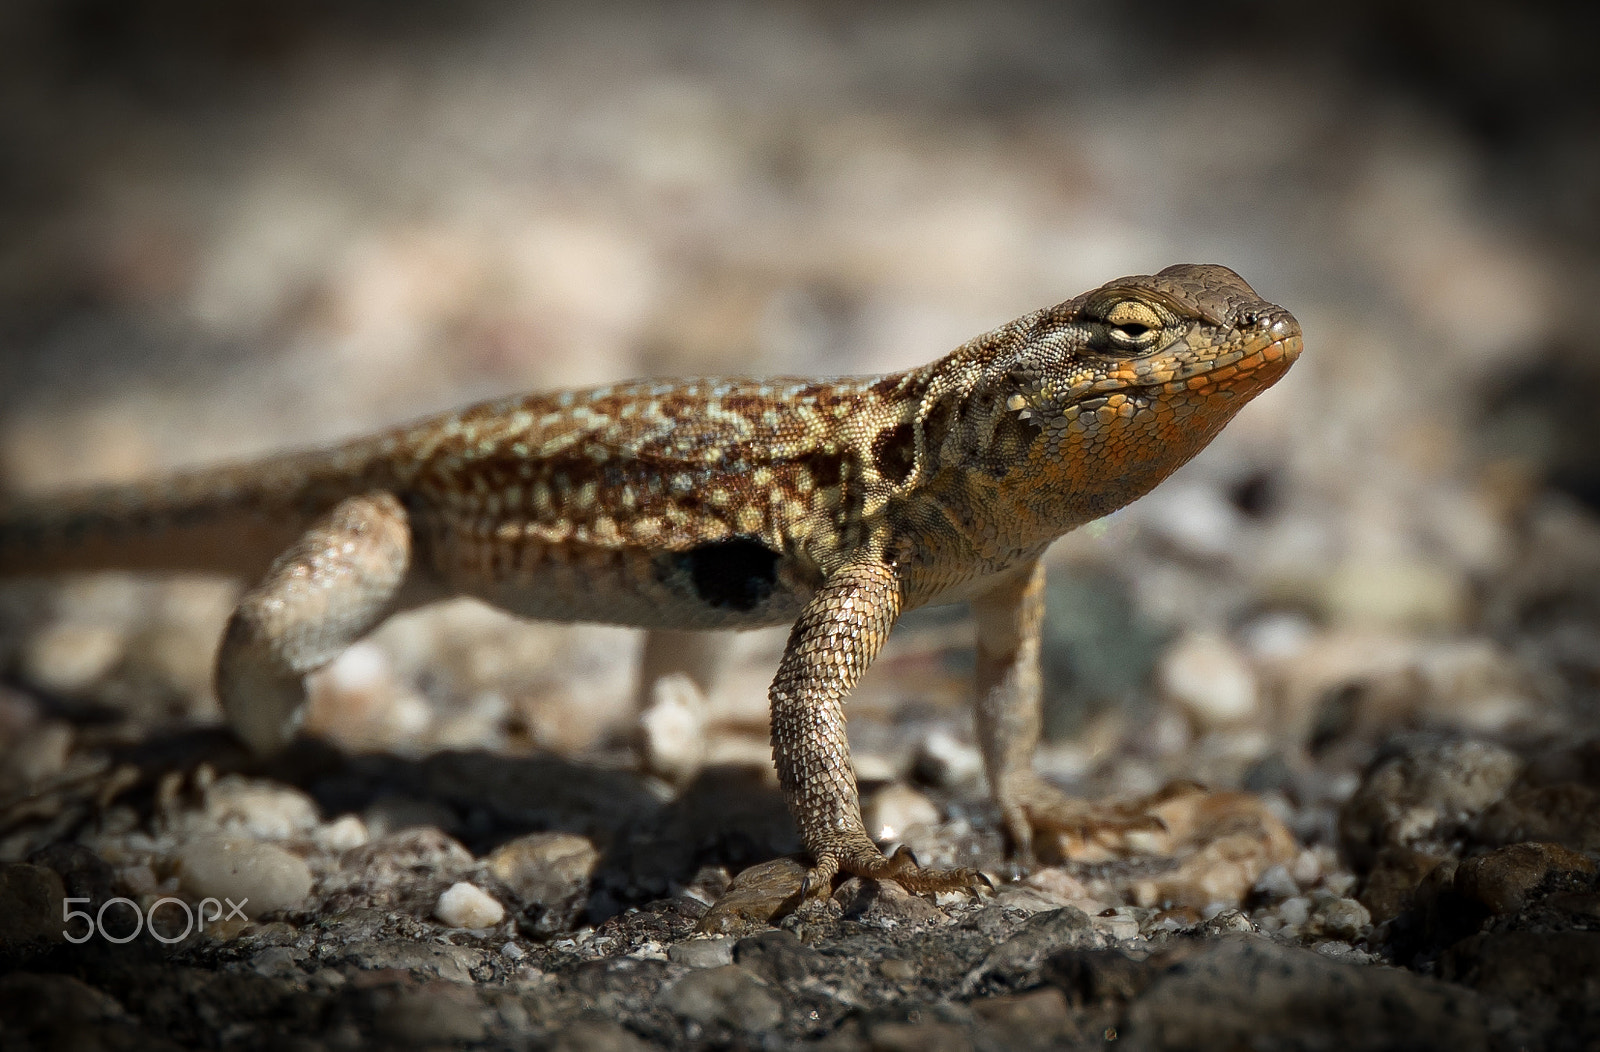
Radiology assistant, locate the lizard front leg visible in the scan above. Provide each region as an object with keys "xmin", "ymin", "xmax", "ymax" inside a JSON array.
[
  {"xmin": 216, "ymin": 492, "xmax": 411, "ymax": 753},
  {"xmin": 971, "ymin": 559, "xmax": 1161, "ymax": 866},
  {"xmin": 770, "ymin": 560, "xmax": 986, "ymax": 896}
]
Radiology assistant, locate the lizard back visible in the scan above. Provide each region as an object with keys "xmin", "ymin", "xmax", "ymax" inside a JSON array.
[{"xmin": 384, "ymin": 373, "xmax": 933, "ymax": 629}]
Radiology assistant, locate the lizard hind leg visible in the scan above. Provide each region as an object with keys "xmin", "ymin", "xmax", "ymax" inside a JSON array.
[
  {"xmin": 216, "ymin": 492, "xmax": 412, "ymax": 754},
  {"xmin": 634, "ymin": 628, "xmax": 721, "ymax": 785}
]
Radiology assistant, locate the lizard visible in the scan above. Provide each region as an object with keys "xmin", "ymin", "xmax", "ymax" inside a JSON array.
[{"xmin": 0, "ymin": 263, "xmax": 1302, "ymax": 895}]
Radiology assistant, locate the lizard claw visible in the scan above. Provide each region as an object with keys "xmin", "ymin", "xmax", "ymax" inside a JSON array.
[
  {"xmin": 888, "ymin": 844, "xmax": 920, "ymax": 870},
  {"xmin": 801, "ymin": 842, "xmax": 992, "ymax": 899},
  {"xmin": 860, "ymin": 846, "xmax": 991, "ymax": 896}
]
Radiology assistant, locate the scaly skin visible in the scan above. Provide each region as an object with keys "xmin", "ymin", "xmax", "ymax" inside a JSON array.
[{"xmin": 0, "ymin": 263, "xmax": 1302, "ymax": 894}]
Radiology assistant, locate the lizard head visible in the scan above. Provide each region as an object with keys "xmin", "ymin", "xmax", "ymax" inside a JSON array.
[{"xmin": 939, "ymin": 263, "xmax": 1302, "ymax": 528}]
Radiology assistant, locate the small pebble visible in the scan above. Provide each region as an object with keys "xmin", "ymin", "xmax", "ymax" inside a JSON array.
[
  {"xmin": 314, "ymin": 814, "xmax": 370, "ymax": 852},
  {"xmin": 1158, "ymin": 631, "xmax": 1259, "ymax": 729},
  {"xmin": 864, "ymin": 783, "xmax": 941, "ymax": 843},
  {"xmin": 21, "ymin": 623, "xmax": 125, "ymax": 693},
  {"xmin": 913, "ymin": 729, "xmax": 983, "ymax": 788},
  {"xmin": 1291, "ymin": 848, "xmax": 1323, "ymax": 887},
  {"xmin": 1092, "ymin": 908, "xmax": 1143, "ymax": 941},
  {"xmin": 175, "ymin": 836, "xmax": 312, "ymax": 916},
  {"xmin": 1307, "ymin": 894, "xmax": 1371, "ymax": 940},
  {"xmin": 435, "ymin": 881, "xmax": 506, "ymax": 929},
  {"xmin": 668, "ymin": 937, "xmax": 736, "ymax": 969},
  {"xmin": 639, "ymin": 672, "xmax": 709, "ymax": 785},
  {"xmin": 117, "ymin": 864, "xmax": 159, "ymax": 896},
  {"xmin": 879, "ymin": 958, "xmax": 917, "ymax": 981},
  {"xmin": 1278, "ymin": 896, "xmax": 1311, "ymax": 928},
  {"xmin": 1253, "ymin": 864, "xmax": 1299, "ymax": 902},
  {"xmin": 203, "ymin": 777, "xmax": 320, "ymax": 840},
  {"xmin": 1140, "ymin": 483, "xmax": 1243, "ymax": 560}
]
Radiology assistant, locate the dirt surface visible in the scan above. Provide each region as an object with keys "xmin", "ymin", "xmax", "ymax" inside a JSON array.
[{"xmin": 3, "ymin": 3, "xmax": 1599, "ymax": 1049}]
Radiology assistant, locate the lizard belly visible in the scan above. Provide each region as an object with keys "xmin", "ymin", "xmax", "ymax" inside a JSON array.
[{"xmin": 427, "ymin": 531, "xmax": 814, "ymax": 631}]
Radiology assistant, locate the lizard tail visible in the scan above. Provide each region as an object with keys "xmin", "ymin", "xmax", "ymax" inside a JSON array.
[{"xmin": 0, "ymin": 442, "xmax": 393, "ymax": 580}]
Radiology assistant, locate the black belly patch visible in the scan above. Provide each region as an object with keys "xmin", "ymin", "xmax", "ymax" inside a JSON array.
[{"xmin": 672, "ymin": 536, "xmax": 780, "ymax": 612}]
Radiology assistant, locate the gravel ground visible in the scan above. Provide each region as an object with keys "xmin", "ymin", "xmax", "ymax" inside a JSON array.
[{"xmin": 2, "ymin": 3, "xmax": 1599, "ymax": 1049}]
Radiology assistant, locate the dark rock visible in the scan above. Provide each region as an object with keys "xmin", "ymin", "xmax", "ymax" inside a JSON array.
[
  {"xmin": 835, "ymin": 875, "xmax": 946, "ymax": 928},
  {"xmin": 658, "ymin": 964, "xmax": 782, "ymax": 1031},
  {"xmin": 1473, "ymin": 783, "xmax": 1600, "ymax": 853},
  {"xmin": 961, "ymin": 907, "xmax": 1101, "ymax": 994},
  {"xmin": 1440, "ymin": 930, "xmax": 1600, "ymax": 1048},
  {"xmin": 368, "ymin": 981, "xmax": 489, "ymax": 1045},
  {"xmin": 667, "ymin": 936, "xmax": 735, "ymax": 968},
  {"xmin": 697, "ymin": 856, "xmax": 806, "ymax": 935},
  {"xmin": 338, "ymin": 940, "xmax": 486, "ymax": 983},
  {"xmin": 1454, "ymin": 841, "xmax": 1596, "ymax": 916},
  {"xmin": 0, "ymin": 862, "xmax": 65, "ymax": 950},
  {"xmin": 549, "ymin": 1020, "xmax": 656, "ymax": 1052},
  {"xmin": 969, "ymin": 986, "xmax": 1071, "ymax": 1033},
  {"xmin": 1044, "ymin": 947, "xmax": 1157, "ymax": 1006},
  {"xmin": 321, "ymin": 826, "xmax": 476, "ymax": 917},
  {"xmin": 1357, "ymin": 844, "xmax": 1451, "ymax": 922},
  {"xmin": 733, "ymin": 927, "xmax": 825, "ymax": 983},
  {"xmin": 865, "ymin": 1018, "xmax": 975, "ymax": 1052},
  {"xmin": 1341, "ymin": 737, "xmax": 1526, "ymax": 921},
  {"xmin": 1403, "ymin": 842, "xmax": 1600, "ymax": 954},
  {"xmin": 27, "ymin": 842, "xmax": 120, "ymax": 905},
  {"xmin": 338, "ymin": 826, "xmax": 475, "ymax": 880},
  {"xmin": 486, "ymin": 830, "xmax": 598, "ymax": 937},
  {"xmin": 0, "ymin": 972, "xmax": 163, "ymax": 1051},
  {"xmin": 1121, "ymin": 935, "xmax": 1491, "ymax": 1051},
  {"xmin": 1340, "ymin": 737, "xmax": 1523, "ymax": 871}
]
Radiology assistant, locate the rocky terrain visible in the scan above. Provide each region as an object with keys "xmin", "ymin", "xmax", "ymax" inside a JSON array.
[{"xmin": 2, "ymin": 2, "xmax": 1599, "ymax": 1049}]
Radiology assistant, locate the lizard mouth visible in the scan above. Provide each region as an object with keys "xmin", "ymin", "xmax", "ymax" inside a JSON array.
[
  {"xmin": 1064, "ymin": 325, "xmax": 1302, "ymax": 419},
  {"xmin": 1136, "ymin": 317, "xmax": 1302, "ymax": 396}
]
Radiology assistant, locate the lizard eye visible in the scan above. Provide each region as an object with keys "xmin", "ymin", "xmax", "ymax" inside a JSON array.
[{"xmin": 1102, "ymin": 300, "xmax": 1163, "ymax": 351}]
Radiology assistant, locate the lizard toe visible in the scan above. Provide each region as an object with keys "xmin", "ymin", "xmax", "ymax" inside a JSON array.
[{"xmin": 845, "ymin": 846, "xmax": 992, "ymax": 896}]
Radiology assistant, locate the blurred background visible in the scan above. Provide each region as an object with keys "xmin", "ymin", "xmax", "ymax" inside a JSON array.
[{"xmin": 1, "ymin": 0, "xmax": 1598, "ymax": 822}]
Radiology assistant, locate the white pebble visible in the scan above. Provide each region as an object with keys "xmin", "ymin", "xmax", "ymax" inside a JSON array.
[
  {"xmin": 864, "ymin": 783, "xmax": 941, "ymax": 843},
  {"xmin": 204, "ymin": 777, "xmax": 320, "ymax": 840},
  {"xmin": 1158, "ymin": 631, "xmax": 1259, "ymax": 729},
  {"xmin": 1291, "ymin": 848, "xmax": 1323, "ymax": 887},
  {"xmin": 1277, "ymin": 895, "xmax": 1311, "ymax": 928},
  {"xmin": 639, "ymin": 672, "xmax": 709, "ymax": 785},
  {"xmin": 314, "ymin": 814, "xmax": 370, "ymax": 853},
  {"xmin": 914, "ymin": 729, "xmax": 983, "ymax": 788},
  {"xmin": 22, "ymin": 623, "xmax": 125, "ymax": 693},
  {"xmin": 175, "ymin": 836, "xmax": 312, "ymax": 916},
  {"xmin": 1252, "ymin": 864, "xmax": 1299, "ymax": 902},
  {"xmin": 435, "ymin": 882, "xmax": 505, "ymax": 929}
]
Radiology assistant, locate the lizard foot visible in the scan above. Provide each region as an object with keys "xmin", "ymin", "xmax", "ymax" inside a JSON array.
[{"xmin": 801, "ymin": 844, "xmax": 992, "ymax": 900}]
